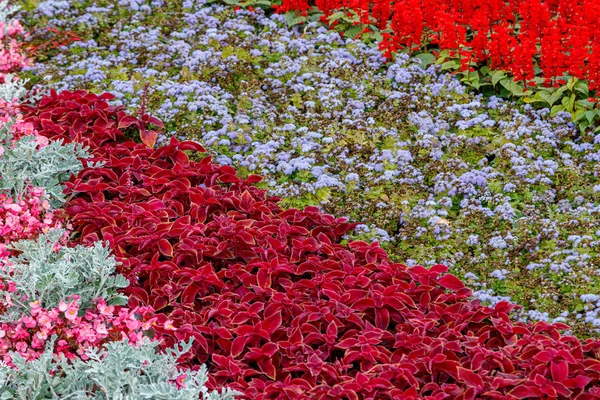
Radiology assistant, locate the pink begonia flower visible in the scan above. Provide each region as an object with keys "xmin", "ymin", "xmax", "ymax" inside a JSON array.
[
  {"xmin": 15, "ymin": 341, "xmax": 27, "ymax": 353},
  {"xmin": 128, "ymin": 331, "xmax": 143, "ymax": 344},
  {"xmin": 95, "ymin": 323, "xmax": 108, "ymax": 336},
  {"xmin": 142, "ymin": 317, "xmax": 157, "ymax": 330},
  {"xmin": 175, "ymin": 374, "xmax": 187, "ymax": 389},
  {"xmin": 6, "ymin": 282, "xmax": 16, "ymax": 293},
  {"xmin": 31, "ymin": 336, "xmax": 45, "ymax": 349},
  {"xmin": 35, "ymin": 330, "xmax": 48, "ymax": 341},
  {"xmin": 35, "ymin": 135, "xmax": 49, "ymax": 148},
  {"xmin": 64, "ymin": 303, "xmax": 79, "ymax": 321},
  {"xmin": 164, "ymin": 320, "xmax": 177, "ymax": 331},
  {"xmin": 126, "ymin": 319, "xmax": 141, "ymax": 331},
  {"xmin": 3, "ymin": 354, "xmax": 12, "ymax": 365},
  {"xmin": 37, "ymin": 314, "xmax": 52, "ymax": 329},
  {"xmin": 3, "ymin": 203, "xmax": 22, "ymax": 213},
  {"xmin": 97, "ymin": 300, "xmax": 115, "ymax": 316},
  {"xmin": 21, "ymin": 316, "xmax": 36, "ymax": 328},
  {"xmin": 29, "ymin": 300, "xmax": 41, "ymax": 314},
  {"xmin": 58, "ymin": 300, "xmax": 68, "ymax": 312}
]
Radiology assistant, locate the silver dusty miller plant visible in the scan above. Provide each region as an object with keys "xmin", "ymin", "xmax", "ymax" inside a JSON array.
[
  {"xmin": 0, "ymin": 75, "xmax": 95, "ymax": 206},
  {"xmin": 0, "ymin": 229, "xmax": 129, "ymax": 319},
  {"xmin": 0, "ymin": 75, "xmax": 29, "ymax": 103},
  {"xmin": 0, "ymin": 0, "xmax": 19, "ymax": 32},
  {"xmin": 0, "ymin": 134, "xmax": 99, "ymax": 207},
  {"xmin": 0, "ymin": 337, "xmax": 241, "ymax": 399}
]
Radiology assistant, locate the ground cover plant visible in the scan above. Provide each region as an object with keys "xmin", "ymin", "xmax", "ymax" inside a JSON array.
[
  {"xmin": 7, "ymin": 0, "xmax": 600, "ymax": 398},
  {"xmin": 20, "ymin": 86, "xmax": 600, "ymax": 399},
  {"xmin": 18, "ymin": 0, "xmax": 600, "ymax": 335}
]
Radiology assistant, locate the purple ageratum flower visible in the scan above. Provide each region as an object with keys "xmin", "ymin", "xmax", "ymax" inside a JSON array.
[{"xmin": 489, "ymin": 235, "xmax": 508, "ymax": 249}]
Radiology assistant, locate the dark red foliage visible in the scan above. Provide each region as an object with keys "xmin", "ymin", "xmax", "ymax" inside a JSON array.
[{"xmin": 22, "ymin": 90, "xmax": 600, "ymax": 399}]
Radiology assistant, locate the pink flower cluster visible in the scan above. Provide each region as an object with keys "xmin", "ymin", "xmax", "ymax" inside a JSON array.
[
  {"xmin": 0, "ymin": 17, "xmax": 29, "ymax": 80},
  {"xmin": 0, "ymin": 99, "xmax": 61, "ymax": 258},
  {"xmin": 0, "ymin": 186, "xmax": 64, "ymax": 258},
  {"xmin": 0, "ymin": 296, "xmax": 160, "ymax": 365}
]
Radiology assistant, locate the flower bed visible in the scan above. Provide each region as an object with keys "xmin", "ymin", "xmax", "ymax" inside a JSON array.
[
  {"xmin": 18, "ymin": 87, "xmax": 600, "ymax": 398},
  {"xmin": 8, "ymin": 0, "xmax": 600, "ymax": 398},
  {"xmin": 18, "ymin": 0, "xmax": 600, "ymax": 334}
]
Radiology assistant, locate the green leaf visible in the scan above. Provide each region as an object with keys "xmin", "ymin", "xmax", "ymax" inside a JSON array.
[
  {"xmin": 500, "ymin": 78, "xmax": 525, "ymax": 96},
  {"xmin": 491, "ymin": 71, "xmax": 506, "ymax": 85},
  {"xmin": 555, "ymin": 84, "xmax": 569, "ymax": 96},
  {"xmin": 574, "ymin": 110, "xmax": 588, "ymax": 122},
  {"xmin": 586, "ymin": 110, "xmax": 597, "ymax": 124},
  {"xmin": 535, "ymin": 90, "xmax": 552, "ymax": 104},
  {"xmin": 441, "ymin": 60, "xmax": 460, "ymax": 71},
  {"xmin": 551, "ymin": 104, "xmax": 565, "ymax": 116},
  {"xmin": 435, "ymin": 49, "xmax": 451, "ymax": 64},
  {"xmin": 574, "ymin": 80, "xmax": 589, "ymax": 98},
  {"xmin": 327, "ymin": 11, "xmax": 345, "ymax": 22},
  {"xmin": 289, "ymin": 15, "xmax": 307, "ymax": 26},
  {"xmin": 344, "ymin": 25, "xmax": 362, "ymax": 39},
  {"xmin": 284, "ymin": 12, "xmax": 307, "ymax": 26},
  {"xmin": 414, "ymin": 53, "xmax": 436, "ymax": 68},
  {"xmin": 561, "ymin": 93, "xmax": 576, "ymax": 112},
  {"xmin": 549, "ymin": 90, "xmax": 564, "ymax": 107}
]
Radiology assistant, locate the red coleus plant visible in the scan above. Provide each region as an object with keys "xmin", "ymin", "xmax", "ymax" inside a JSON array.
[
  {"xmin": 22, "ymin": 90, "xmax": 600, "ymax": 399},
  {"xmin": 32, "ymin": 89, "xmax": 162, "ymax": 149}
]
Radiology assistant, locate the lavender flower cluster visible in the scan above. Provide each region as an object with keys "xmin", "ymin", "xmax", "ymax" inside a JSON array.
[{"xmin": 22, "ymin": 0, "xmax": 600, "ymax": 335}]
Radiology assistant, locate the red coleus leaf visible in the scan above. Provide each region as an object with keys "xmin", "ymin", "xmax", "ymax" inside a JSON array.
[
  {"xmin": 563, "ymin": 374, "xmax": 593, "ymax": 389},
  {"xmin": 258, "ymin": 359, "xmax": 277, "ymax": 380},
  {"xmin": 181, "ymin": 284, "xmax": 201, "ymax": 307},
  {"xmin": 457, "ymin": 367, "xmax": 484, "ymax": 389},
  {"xmin": 117, "ymin": 115, "xmax": 140, "ymax": 130},
  {"xmin": 437, "ymin": 273, "xmax": 465, "ymax": 291},
  {"xmin": 509, "ymin": 384, "xmax": 543, "ymax": 399},
  {"xmin": 551, "ymin": 360, "xmax": 569, "ymax": 382},
  {"xmin": 140, "ymin": 129, "xmax": 159, "ymax": 148},
  {"xmin": 231, "ymin": 336, "xmax": 249, "ymax": 358},
  {"xmin": 261, "ymin": 312, "xmax": 282, "ymax": 336},
  {"xmin": 374, "ymin": 308, "xmax": 390, "ymax": 330},
  {"xmin": 158, "ymin": 239, "xmax": 173, "ymax": 257}
]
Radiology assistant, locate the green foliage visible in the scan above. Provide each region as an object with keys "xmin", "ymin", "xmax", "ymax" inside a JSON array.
[
  {"xmin": 434, "ymin": 50, "xmax": 600, "ymax": 132},
  {"xmin": 0, "ymin": 337, "xmax": 241, "ymax": 399},
  {"xmin": 221, "ymin": 0, "xmax": 272, "ymax": 9},
  {"xmin": 0, "ymin": 133, "xmax": 98, "ymax": 206},
  {"xmin": 0, "ymin": 229, "xmax": 129, "ymax": 316}
]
